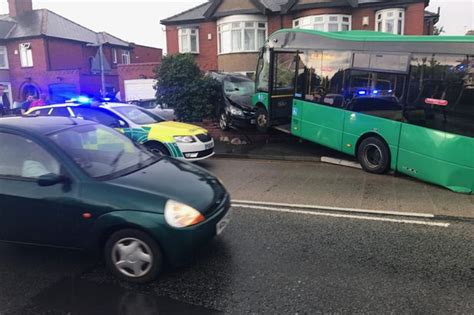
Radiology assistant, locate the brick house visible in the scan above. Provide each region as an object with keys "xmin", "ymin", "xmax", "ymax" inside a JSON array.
[
  {"xmin": 162, "ymin": 0, "xmax": 439, "ymax": 75},
  {"xmin": 0, "ymin": 0, "xmax": 162, "ymax": 108}
]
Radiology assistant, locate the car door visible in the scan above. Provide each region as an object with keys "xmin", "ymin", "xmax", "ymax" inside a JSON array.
[{"xmin": 0, "ymin": 131, "xmax": 83, "ymax": 247}]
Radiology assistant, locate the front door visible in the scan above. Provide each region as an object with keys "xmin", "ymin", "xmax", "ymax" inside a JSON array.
[
  {"xmin": 269, "ymin": 51, "xmax": 298, "ymax": 124},
  {"xmin": 0, "ymin": 132, "xmax": 82, "ymax": 247}
]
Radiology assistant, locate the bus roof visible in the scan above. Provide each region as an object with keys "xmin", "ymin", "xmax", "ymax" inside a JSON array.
[
  {"xmin": 268, "ymin": 29, "xmax": 474, "ymax": 55},
  {"xmin": 273, "ymin": 29, "xmax": 474, "ymax": 43}
]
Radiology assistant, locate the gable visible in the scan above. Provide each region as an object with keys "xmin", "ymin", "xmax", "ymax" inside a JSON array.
[{"xmin": 216, "ymin": 0, "xmax": 261, "ymax": 14}]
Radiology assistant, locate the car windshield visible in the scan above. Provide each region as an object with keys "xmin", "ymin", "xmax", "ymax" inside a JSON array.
[
  {"xmin": 114, "ymin": 106, "xmax": 165, "ymax": 125},
  {"xmin": 223, "ymin": 77, "xmax": 255, "ymax": 97},
  {"xmin": 49, "ymin": 124, "xmax": 157, "ymax": 178}
]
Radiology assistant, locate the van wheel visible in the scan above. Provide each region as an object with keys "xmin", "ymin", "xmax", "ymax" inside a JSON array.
[
  {"xmin": 256, "ymin": 107, "xmax": 269, "ymax": 133},
  {"xmin": 104, "ymin": 229, "xmax": 163, "ymax": 283},
  {"xmin": 219, "ymin": 111, "xmax": 230, "ymax": 131},
  {"xmin": 145, "ymin": 142, "xmax": 170, "ymax": 156},
  {"xmin": 357, "ymin": 137, "xmax": 390, "ymax": 174}
]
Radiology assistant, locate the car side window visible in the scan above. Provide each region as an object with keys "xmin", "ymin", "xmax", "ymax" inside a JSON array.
[
  {"xmin": 0, "ymin": 132, "xmax": 60, "ymax": 179},
  {"xmin": 50, "ymin": 107, "xmax": 72, "ymax": 117},
  {"xmin": 71, "ymin": 107, "xmax": 127, "ymax": 128}
]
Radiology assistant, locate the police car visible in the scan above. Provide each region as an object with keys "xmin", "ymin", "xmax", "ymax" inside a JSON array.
[{"xmin": 26, "ymin": 98, "xmax": 214, "ymax": 161}]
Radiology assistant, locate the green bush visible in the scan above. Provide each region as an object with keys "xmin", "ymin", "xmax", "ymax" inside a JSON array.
[{"xmin": 155, "ymin": 54, "xmax": 221, "ymax": 122}]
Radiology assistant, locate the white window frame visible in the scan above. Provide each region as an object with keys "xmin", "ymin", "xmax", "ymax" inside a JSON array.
[
  {"xmin": 217, "ymin": 15, "xmax": 268, "ymax": 55},
  {"xmin": 375, "ymin": 8, "xmax": 405, "ymax": 35},
  {"xmin": 0, "ymin": 82, "xmax": 12, "ymax": 106},
  {"xmin": 0, "ymin": 46, "xmax": 9, "ymax": 69},
  {"xmin": 112, "ymin": 48, "xmax": 118, "ymax": 64},
  {"xmin": 121, "ymin": 50, "xmax": 130, "ymax": 64},
  {"xmin": 19, "ymin": 43, "xmax": 33, "ymax": 68},
  {"xmin": 178, "ymin": 28, "xmax": 199, "ymax": 54},
  {"xmin": 293, "ymin": 15, "xmax": 352, "ymax": 32}
]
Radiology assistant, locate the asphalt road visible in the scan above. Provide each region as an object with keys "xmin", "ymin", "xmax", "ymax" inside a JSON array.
[{"xmin": 1, "ymin": 158, "xmax": 473, "ymax": 314}]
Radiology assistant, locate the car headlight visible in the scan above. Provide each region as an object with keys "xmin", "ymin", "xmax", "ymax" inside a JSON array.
[
  {"xmin": 164, "ymin": 200, "xmax": 205, "ymax": 228},
  {"xmin": 229, "ymin": 106, "xmax": 244, "ymax": 117},
  {"xmin": 174, "ymin": 135, "xmax": 196, "ymax": 143}
]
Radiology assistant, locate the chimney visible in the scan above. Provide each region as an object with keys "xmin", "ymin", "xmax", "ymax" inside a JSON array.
[{"xmin": 8, "ymin": 0, "xmax": 33, "ymax": 17}]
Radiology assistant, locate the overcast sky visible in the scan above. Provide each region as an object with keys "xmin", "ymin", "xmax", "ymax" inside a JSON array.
[{"xmin": 0, "ymin": 0, "xmax": 472, "ymax": 52}]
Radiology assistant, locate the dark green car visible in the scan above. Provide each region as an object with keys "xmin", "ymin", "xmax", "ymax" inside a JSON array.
[{"xmin": 0, "ymin": 117, "xmax": 230, "ymax": 283}]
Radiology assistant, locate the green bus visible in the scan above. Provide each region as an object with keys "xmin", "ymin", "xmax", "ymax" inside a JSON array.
[{"xmin": 252, "ymin": 29, "xmax": 474, "ymax": 194}]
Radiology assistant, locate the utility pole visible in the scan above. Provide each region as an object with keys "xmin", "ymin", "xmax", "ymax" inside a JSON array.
[{"xmin": 98, "ymin": 44, "xmax": 106, "ymax": 98}]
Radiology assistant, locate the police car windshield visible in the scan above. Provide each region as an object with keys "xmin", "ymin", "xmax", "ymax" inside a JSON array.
[
  {"xmin": 49, "ymin": 124, "xmax": 157, "ymax": 179},
  {"xmin": 114, "ymin": 106, "xmax": 165, "ymax": 125}
]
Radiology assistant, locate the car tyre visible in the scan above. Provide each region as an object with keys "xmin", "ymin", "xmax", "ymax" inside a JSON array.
[
  {"xmin": 357, "ymin": 137, "xmax": 390, "ymax": 174},
  {"xmin": 219, "ymin": 111, "xmax": 230, "ymax": 131},
  {"xmin": 145, "ymin": 142, "xmax": 170, "ymax": 156},
  {"xmin": 256, "ymin": 107, "xmax": 269, "ymax": 133},
  {"xmin": 104, "ymin": 229, "xmax": 163, "ymax": 283}
]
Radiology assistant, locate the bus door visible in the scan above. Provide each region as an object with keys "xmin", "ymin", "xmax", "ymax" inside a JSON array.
[{"xmin": 269, "ymin": 51, "xmax": 298, "ymax": 125}]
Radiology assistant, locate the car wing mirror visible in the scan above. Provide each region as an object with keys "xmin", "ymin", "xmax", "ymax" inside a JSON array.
[{"xmin": 37, "ymin": 173, "xmax": 67, "ymax": 187}]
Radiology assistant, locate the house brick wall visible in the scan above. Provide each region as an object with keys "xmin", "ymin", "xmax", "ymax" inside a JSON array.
[
  {"xmin": 404, "ymin": 2, "xmax": 425, "ymax": 35},
  {"xmin": 166, "ymin": 23, "xmax": 218, "ymax": 72},
  {"xmin": 131, "ymin": 45, "xmax": 162, "ymax": 64},
  {"xmin": 166, "ymin": 25, "xmax": 179, "ymax": 55},
  {"xmin": 352, "ymin": 7, "xmax": 376, "ymax": 31}
]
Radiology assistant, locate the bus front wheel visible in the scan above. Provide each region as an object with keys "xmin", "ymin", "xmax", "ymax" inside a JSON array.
[
  {"xmin": 357, "ymin": 137, "xmax": 390, "ymax": 174},
  {"xmin": 256, "ymin": 107, "xmax": 269, "ymax": 133}
]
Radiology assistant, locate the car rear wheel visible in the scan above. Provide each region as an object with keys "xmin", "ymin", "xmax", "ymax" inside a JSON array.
[
  {"xmin": 219, "ymin": 111, "xmax": 230, "ymax": 131},
  {"xmin": 256, "ymin": 107, "xmax": 269, "ymax": 133},
  {"xmin": 145, "ymin": 142, "xmax": 170, "ymax": 156},
  {"xmin": 104, "ymin": 229, "xmax": 163, "ymax": 283},
  {"xmin": 357, "ymin": 137, "xmax": 391, "ymax": 174}
]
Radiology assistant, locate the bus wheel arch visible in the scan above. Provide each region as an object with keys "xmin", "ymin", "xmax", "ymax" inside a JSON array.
[
  {"xmin": 255, "ymin": 103, "xmax": 269, "ymax": 133},
  {"xmin": 144, "ymin": 141, "xmax": 171, "ymax": 156},
  {"xmin": 356, "ymin": 133, "xmax": 391, "ymax": 174}
]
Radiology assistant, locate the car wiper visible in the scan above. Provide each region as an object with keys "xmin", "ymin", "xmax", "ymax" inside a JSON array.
[{"xmin": 110, "ymin": 149, "xmax": 125, "ymax": 171}]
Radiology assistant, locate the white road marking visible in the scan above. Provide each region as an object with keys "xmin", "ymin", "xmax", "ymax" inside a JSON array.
[
  {"xmin": 232, "ymin": 199, "xmax": 434, "ymax": 218},
  {"xmin": 321, "ymin": 156, "xmax": 363, "ymax": 169},
  {"xmin": 232, "ymin": 204, "xmax": 450, "ymax": 228}
]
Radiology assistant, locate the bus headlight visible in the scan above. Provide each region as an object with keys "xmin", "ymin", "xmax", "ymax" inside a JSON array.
[{"xmin": 164, "ymin": 200, "xmax": 204, "ymax": 228}]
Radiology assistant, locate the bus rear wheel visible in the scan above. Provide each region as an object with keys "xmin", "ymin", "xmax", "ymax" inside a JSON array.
[
  {"xmin": 256, "ymin": 107, "xmax": 269, "ymax": 133},
  {"xmin": 357, "ymin": 137, "xmax": 390, "ymax": 174}
]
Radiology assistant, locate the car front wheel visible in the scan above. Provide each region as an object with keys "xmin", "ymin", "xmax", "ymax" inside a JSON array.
[
  {"xmin": 145, "ymin": 142, "xmax": 170, "ymax": 156},
  {"xmin": 104, "ymin": 229, "xmax": 163, "ymax": 283},
  {"xmin": 256, "ymin": 107, "xmax": 269, "ymax": 133},
  {"xmin": 219, "ymin": 111, "xmax": 230, "ymax": 131}
]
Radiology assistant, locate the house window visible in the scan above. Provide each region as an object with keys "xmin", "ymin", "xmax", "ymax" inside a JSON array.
[
  {"xmin": 0, "ymin": 47, "xmax": 8, "ymax": 69},
  {"xmin": 178, "ymin": 28, "xmax": 199, "ymax": 53},
  {"xmin": 19, "ymin": 43, "xmax": 33, "ymax": 67},
  {"xmin": 293, "ymin": 15, "xmax": 351, "ymax": 32},
  {"xmin": 218, "ymin": 17, "xmax": 267, "ymax": 54},
  {"xmin": 112, "ymin": 48, "xmax": 118, "ymax": 63},
  {"xmin": 376, "ymin": 9, "xmax": 405, "ymax": 35},
  {"xmin": 122, "ymin": 50, "xmax": 130, "ymax": 64}
]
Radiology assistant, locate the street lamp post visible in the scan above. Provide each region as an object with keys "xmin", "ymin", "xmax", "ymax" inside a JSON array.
[{"xmin": 87, "ymin": 43, "xmax": 106, "ymax": 98}]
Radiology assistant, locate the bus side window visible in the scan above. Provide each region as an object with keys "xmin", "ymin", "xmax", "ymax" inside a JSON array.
[{"xmin": 406, "ymin": 54, "xmax": 474, "ymax": 137}]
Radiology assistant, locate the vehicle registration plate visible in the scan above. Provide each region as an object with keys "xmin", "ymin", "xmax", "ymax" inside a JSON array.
[
  {"xmin": 216, "ymin": 210, "xmax": 231, "ymax": 235},
  {"xmin": 205, "ymin": 143, "xmax": 214, "ymax": 150},
  {"xmin": 250, "ymin": 119, "xmax": 256, "ymax": 124}
]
